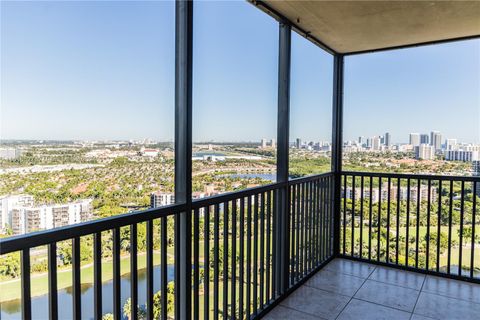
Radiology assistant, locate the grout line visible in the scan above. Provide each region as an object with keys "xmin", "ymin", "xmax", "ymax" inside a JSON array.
[
  {"xmin": 274, "ymin": 305, "xmax": 329, "ymax": 320},
  {"xmin": 351, "ymin": 296, "xmax": 413, "ymax": 314},
  {"xmin": 300, "ymin": 283, "xmax": 352, "ymax": 299},
  {"xmin": 420, "ymin": 289, "xmax": 480, "ymax": 306},
  {"xmin": 366, "ymin": 277, "xmax": 424, "ymax": 291},
  {"xmin": 334, "ymin": 264, "xmax": 374, "ymax": 319},
  {"xmin": 411, "ymin": 272, "xmax": 427, "ymax": 318}
]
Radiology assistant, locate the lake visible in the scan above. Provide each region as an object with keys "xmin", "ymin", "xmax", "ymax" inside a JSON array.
[
  {"xmin": 220, "ymin": 173, "xmax": 276, "ymax": 181},
  {"xmin": 0, "ymin": 265, "xmax": 174, "ymax": 320}
]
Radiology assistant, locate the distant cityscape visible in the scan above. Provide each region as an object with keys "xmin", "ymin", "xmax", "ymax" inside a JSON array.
[
  {"xmin": 344, "ymin": 130, "xmax": 479, "ymax": 161},
  {"xmin": 0, "ymin": 130, "xmax": 479, "ymax": 236}
]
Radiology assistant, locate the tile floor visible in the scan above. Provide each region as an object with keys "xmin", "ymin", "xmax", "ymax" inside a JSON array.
[{"xmin": 264, "ymin": 258, "xmax": 480, "ymax": 320}]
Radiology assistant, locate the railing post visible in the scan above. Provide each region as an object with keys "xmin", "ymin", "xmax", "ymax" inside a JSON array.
[
  {"xmin": 175, "ymin": 0, "xmax": 193, "ymax": 319},
  {"xmin": 332, "ymin": 54, "xmax": 344, "ymax": 256},
  {"xmin": 275, "ymin": 20, "xmax": 291, "ymax": 295}
]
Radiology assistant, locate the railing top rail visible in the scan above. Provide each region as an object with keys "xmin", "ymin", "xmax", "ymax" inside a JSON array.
[
  {"xmin": 0, "ymin": 203, "xmax": 185, "ymax": 255},
  {"xmin": 0, "ymin": 172, "xmax": 334, "ymax": 255},
  {"xmin": 191, "ymin": 182, "xmax": 284, "ymax": 208},
  {"xmin": 288, "ymin": 172, "xmax": 334, "ymax": 185},
  {"xmin": 342, "ymin": 171, "xmax": 480, "ymax": 182}
]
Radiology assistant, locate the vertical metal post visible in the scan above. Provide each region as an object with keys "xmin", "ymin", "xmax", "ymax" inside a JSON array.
[
  {"xmin": 275, "ymin": 20, "xmax": 291, "ymax": 295},
  {"xmin": 175, "ymin": 0, "xmax": 193, "ymax": 319},
  {"xmin": 332, "ymin": 54, "xmax": 344, "ymax": 256}
]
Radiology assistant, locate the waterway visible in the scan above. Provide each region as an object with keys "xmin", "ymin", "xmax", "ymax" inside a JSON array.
[{"xmin": 0, "ymin": 265, "xmax": 174, "ymax": 320}]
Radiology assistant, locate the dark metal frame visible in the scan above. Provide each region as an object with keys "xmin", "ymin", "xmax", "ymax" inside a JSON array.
[
  {"xmin": 275, "ymin": 19, "xmax": 291, "ymax": 296},
  {"xmin": 175, "ymin": 0, "xmax": 193, "ymax": 318},
  {"xmin": 2, "ymin": 1, "xmax": 480, "ymax": 320}
]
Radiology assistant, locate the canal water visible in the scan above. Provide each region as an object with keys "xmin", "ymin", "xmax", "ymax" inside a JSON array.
[{"xmin": 0, "ymin": 265, "xmax": 174, "ymax": 320}]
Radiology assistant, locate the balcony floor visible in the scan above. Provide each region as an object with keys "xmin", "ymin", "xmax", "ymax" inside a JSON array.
[{"xmin": 265, "ymin": 258, "xmax": 480, "ymax": 320}]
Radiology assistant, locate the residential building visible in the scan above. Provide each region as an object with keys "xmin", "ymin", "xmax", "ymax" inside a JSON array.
[
  {"xmin": 10, "ymin": 199, "xmax": 92, "ymax": 235},
  {"xmin": 261, "ymin": 138, "xmax": 268, "ymax": 148},
  {"xmin": 150, "ymin": 192, "xmax": 175, "ymax": 208},
  {"xmin": 420, "ymin": 134, "xmax": 429, "ymax": 144},
  {"xmin": 445, "ymin": 150, "xmax": 479, "ymax": 162},
  {"xmin": 384, "ymin": 132, "xmax": 391, "ymax": 147},
  {"xmin": 430, "ymin": 131, "xmax": 442, "ymax": 151},
  {"xmin": 0, "ymin": 148, "xmax": 23, "ymax": 160},
  {"xmin": 372, "ymin": 136, "xmax": 381, "ymax": 150},
  {"xmin": 0, "ymin": 195, "xmax": 35, "ymax": 232},
  {"xmin": 415, "ymin": 144, "xmax": 434, "ymax": 160},
  {"xmin": 296, "ymin": 138, "xmax": 302, "ymax": 149},
  {"xmin": 445, "ymin": 138, "xmax": 457, "ymax": 150},
  {"xmin": 409, "ymin": 133, "xmax": 420, "ymax": 147}
]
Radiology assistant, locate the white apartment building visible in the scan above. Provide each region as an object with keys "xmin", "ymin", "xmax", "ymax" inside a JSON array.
[
  {"xmin": 10, "ymin": 199, "xmax": 93, "ymax": 235},
  {"xmin": 445, "ymin": 150, "xmax": 479, "ymax": 162},
  {"xmin": 0, "ymin": 195, "xmax": 35, "ymax": 231},
  {"xmin": 0, "ymin": 148, "xmax": 23, "ymax": 160},
  {"xmin": 150, "ymin": 192, "xmax": 175, "ymax": 208},
  {"xmin": 409, "ymin": 133, "xmax": 421, "ymax": 147},
  {"xmin": 416, "ymin": 144, "xmax": 435, "ymax": 160},
  {"xmin": 342, "ymin": 184, "xmax": 437, "ymax": 204}
]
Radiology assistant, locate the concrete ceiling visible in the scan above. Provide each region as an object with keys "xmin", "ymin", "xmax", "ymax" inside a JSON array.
[{"xmin": 259, "ymin": 0, "xmax": 480, "ymax": 54}]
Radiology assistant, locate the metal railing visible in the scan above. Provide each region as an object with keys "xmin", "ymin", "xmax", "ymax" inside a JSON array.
[
  {"xmin": 0, "ymin": 173, "xmax": 335, "ymax": 320},
  {"xmin": 340, "ymin": 171, "xmax": 480, "ymax": 283}
]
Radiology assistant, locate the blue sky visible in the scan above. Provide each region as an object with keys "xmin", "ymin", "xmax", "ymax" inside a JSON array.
[{"xmin": 1, "ymin": 1, "xmax": 479, "ymax": 144}]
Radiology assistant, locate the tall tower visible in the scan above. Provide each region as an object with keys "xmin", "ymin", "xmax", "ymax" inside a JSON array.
[
  {"xmin": 296, "ymin": 138, "xmax": 302, "ymax": 149},
  {"xmin": 430, "ymin": 131, "xmax": 442, "ymax": 151},
  {"xmin": 384, "ymin": 132, "xmax": 391, "ymax": 147},
  {"xmin": 409, "ymin": 133, "xmax": 420, "ymax": 147}
]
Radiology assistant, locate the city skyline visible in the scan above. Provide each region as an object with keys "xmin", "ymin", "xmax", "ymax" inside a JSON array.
[{"xmin": 1, "ymin": 1, "xmax": 479, "ymax": 143}]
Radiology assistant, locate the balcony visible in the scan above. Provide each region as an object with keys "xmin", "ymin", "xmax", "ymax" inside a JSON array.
[
  {"xmin": 266, "ymin": 258, "xmax": 480, "ymax": 320},
  {"xmin": 0, "ymin": 1, "xmax": 479, "ymax": 320}
]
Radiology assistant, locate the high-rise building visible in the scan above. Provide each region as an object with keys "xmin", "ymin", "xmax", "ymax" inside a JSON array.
[
  {"xmin": 261, "ymin": 138, "xmax": 268, "ymax": 149},
  {"xmin": 296, "ymin": 138, "xmax": 302, "ymax": 149},
  {"xmin": 10, "ymin": 199, "xmax": 92, "ymax": 235},
  {"xmin": 409, "ymin": 133, "xmax": 420, "ymax": 147},
  {"xmin": 270, "ymin": 139, "xmax": 276, "ymax": 149},
  {"xmin": 0, "ymin": 195, "xmax": 34, "ymax": 232},
  {"xmin": 372, "ymin": 136, "xmax": 381, "ymax": 150},
  {"xmin": 150, "ymin": 192, "xmax": 175, "ymax": 208},
  {"xmin": 445, "ymin": 150, "xmax": 479, "ymax": 162},
  {"xmin": 384, "ymin": 132, "xmax": 391, "ymax": 147},
  {"xmin": 430, "ymin": 131, "xmax": 442, "ymax": 151},
  {"xmin": 420, "ymin": 134, "xmax": 429, "ymax": 144},
  {"xmin": 358, "ymin": 136, "xmax": 365, "ymax": 145},
  {"xmin": 0, "ymin": 148, "xmax": 23, "ymax": 160},
  {"xmin": 473, "ymin": 161, "xmax": 480, "ymax": 196},
  {"xmin": 445, "ymin": 139, "xmax": 457, "ymax": 150},
  {"xmin": 415, "ymin": 144, "xmax": 434, "ymax": 160}
]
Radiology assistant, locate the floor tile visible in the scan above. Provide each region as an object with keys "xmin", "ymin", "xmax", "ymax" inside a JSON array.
[
  {"xmin": 422, "ymin": 275, "xmax": 480, "ymax": 304},
  {"xmin": 305, "ymin": 269, "xmax": 365, "ymax": 296},
  {"xmin": 280, "ymin": 285, "xmax": 350, "ymax": 320},
  {"xmin": 369, "ymin": 266, "xmax": 425, "ymax": 290},
  {"xmin": 336, "ymin": 299, "xmax": 411, "ymax": 320},
  {"xmin": 263, "ymin": 305, "xmax": 324, "ymax": 320},
  {"xmin": 414, "ymin": 292, "xmax": 480, "ymax": 320},
  {"xmin": 410, "ymin": 314, "xmax": 436, "ymax": 320},
  {"xmin": 324, "ymin": 258, "xmax": 376, "ymax": 278},
  {"xmin": 354, "ymin": 279, "xmax": 420, "ymax": 312}
]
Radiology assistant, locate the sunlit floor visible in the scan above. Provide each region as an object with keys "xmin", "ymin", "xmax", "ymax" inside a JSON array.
[{"xmin": 264, "ymin": 258, "xmax": 480, "ymax": 320}]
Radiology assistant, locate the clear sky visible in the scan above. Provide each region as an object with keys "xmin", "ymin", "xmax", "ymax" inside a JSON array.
[{"xmin": 1, "ymin": 1, "xmax": 479, "ymax": 144}]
